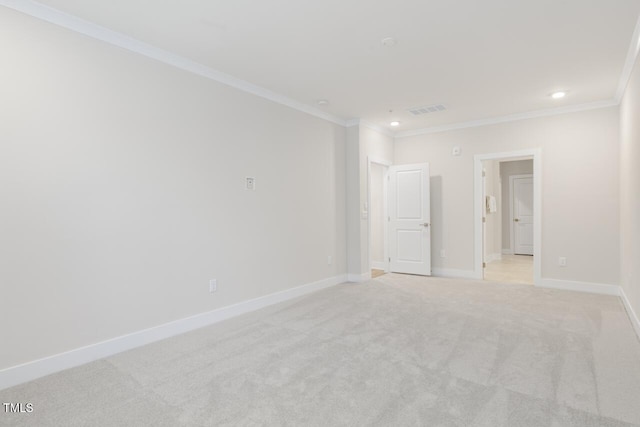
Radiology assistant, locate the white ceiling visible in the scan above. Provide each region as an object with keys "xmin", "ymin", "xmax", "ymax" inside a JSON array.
[{"xmin": 22, "ymin": 0, "xmax": 640, "ymax": 132}]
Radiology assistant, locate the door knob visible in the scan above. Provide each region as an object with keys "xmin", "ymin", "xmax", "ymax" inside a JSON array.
[
  {"xmin": 514, "ymin": 218, "xmax": 519, "ymax": 222},
  {"xmin": 420, "ymin": 223, "xmax": 430, "ymax": 227}
]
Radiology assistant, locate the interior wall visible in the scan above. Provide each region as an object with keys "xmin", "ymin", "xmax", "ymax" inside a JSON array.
[
  {"xmin": 370, "ymin": 163, "xmax": 385, "ymax": 266},
  {"xmin": 346, "ymin": 127, "xmax": 362, "ymax": 276},
  {"xmin": 620, "ymin": 46, "xmax": 640, "ymax": 325},
  {"xmin": 0, "ymin": 8, "xmax": 347, "ymax": 370},
  {"xmin": 394, "ymin": 107, "xmax": 620, "ymax": 285},
  {"xmin": 500, "ymin": 160, "xmax": 534, "ymax": 252}
]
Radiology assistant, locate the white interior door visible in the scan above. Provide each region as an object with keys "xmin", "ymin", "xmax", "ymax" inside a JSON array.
[
  {"xmin": 389, "ymin": 163, "xmax": 431, "ymax": 275},
  {"xmin": 513, "ymin": 176, "xmax": 533, "ymax": 255}
]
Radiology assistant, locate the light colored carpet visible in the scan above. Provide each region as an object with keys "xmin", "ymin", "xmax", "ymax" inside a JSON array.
[{"xmin": 2, "ymin": 274, "xmax": 640, "ymax": 426}]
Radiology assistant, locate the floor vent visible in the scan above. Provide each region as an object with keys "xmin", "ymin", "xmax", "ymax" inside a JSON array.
[{"xmin": 407, "ymin": 104, "xmax": 447, "ymax": 116}]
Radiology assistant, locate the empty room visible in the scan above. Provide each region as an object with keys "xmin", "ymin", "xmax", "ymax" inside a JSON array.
[{"xmin": 2, "ymin": 1, "xmax": 640, "ymax": 426}]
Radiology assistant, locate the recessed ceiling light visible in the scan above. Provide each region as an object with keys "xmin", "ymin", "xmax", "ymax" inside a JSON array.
[
  {"xmin": 390, "ymin": 121, "xmax": 400, "ymax": 127},
  {"xmin": 551, "ymin": 91, "xmax": 566, "ymax": 99},
  {"xmin": 317, "ymin": 99, "xmax": 329, "ymax": 106},
  {"xmin": 381, "ymin": 37, "xmax": 397, "ymax": 47}
]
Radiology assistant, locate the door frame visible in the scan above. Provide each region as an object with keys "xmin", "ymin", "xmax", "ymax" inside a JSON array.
[
  {"xmin": 473, "ymin": 149, "xmax": 541, "ymax": 285},
  {"xmin": 509, "ymin": 174, "xmax": 533, "ymax": 255},
  {"xmin": 480, "ymin": 165, "xmax": 497, "ymax": 270},
  {"xmin": 367, "ymin": 156, "xmax": 392, "ymax": 273}
]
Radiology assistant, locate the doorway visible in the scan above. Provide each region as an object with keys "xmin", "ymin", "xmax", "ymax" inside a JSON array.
[
  {"xmin": 482, "ymin": 159, "xmax": 534, "ymax": 284},
  {"xmin": 368, "ymin": 159, "xmax": 432, "ymax": 278},
  {"xmin": 474, "ymin": 150, "xmax": 541, "ymax": 285},
  {"xmin": 388, "ymin": 163, "xmax": 432, "ymax": 276},
  {"xmin": 368, "ymin": 159, "xmax": 390, "ymax": 277}
]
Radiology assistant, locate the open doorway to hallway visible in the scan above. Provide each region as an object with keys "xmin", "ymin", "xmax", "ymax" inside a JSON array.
[
  {"xmin": 481, "ymin": 158, "xmax": 534, "ymax": 285},
  {"xmin": 369, "ymin": 161, "xmax": 389, "ymax": 279}
]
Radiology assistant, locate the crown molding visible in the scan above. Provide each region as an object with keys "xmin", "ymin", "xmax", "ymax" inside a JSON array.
[
  {"xmin": 0, "ymin": 0, "xmax": 347, "ymax": 127},
  {"xmin": 3, "ymin": 0, "xmax": 634, "ymax": 136},
  {"xmin": 394, "ymin": 99, "xmax": 619, "ymax": 138},
  {"xmin": 615, "ymin": 14, "xmax": 640, "ymax": 103}
]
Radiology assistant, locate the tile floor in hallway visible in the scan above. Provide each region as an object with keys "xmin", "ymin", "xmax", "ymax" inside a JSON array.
[
  {"xmin": 484, "ymin": 254, "xmax": 534, "ymax": 285},
  {"xmin": 371, "ymin": 269, "xmax": 386, "ymax": 278}
]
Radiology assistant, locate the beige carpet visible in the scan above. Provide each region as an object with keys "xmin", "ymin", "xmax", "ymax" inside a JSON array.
[{"xmin": 2, "ymin": 274, "xmax": 640, "ymax": 426}]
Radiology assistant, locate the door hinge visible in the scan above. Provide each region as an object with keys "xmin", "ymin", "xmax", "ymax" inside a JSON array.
[
  {"xmin": 388, "ymin": 257, "xmax": 391, "ymax": 262},
  {"xmin": 482, "ymin": 171, "xmax": 486, "ymax": 177},
  {"xmin": 388, "ymin": 216, "xmax": 390, "ymax": 222},
  {"xmin": 483, "ymin": 262, "xmax": 486, "ymax": 268},
  {"xmin": 482, "ymin": 217, "xmax": 486, "ymax": 223}
]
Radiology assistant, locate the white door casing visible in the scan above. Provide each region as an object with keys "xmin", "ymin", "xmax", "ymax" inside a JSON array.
[
  {"xmin": 389, "ymin": 163, "xmax": 431, "ymax": 275},
  {"xmin": 482, "ymin": 168, "xmax": 487, "ymax": 273},
  {"xmin": 511, "ymin": 175, "xmax": 533, "ymax": 255}
]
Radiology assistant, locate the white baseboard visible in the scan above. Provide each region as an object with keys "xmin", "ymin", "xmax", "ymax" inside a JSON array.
[
  {"xmin": 432, "ymin": 268, "xmax": 479, "ymax": 280},
  {"xmin": 502, "ymin": 249, "xmax": 513, "ymax": 255},
  {"xmin": 620, "ymin": 287, "xmax": 640, "ymax": 340},
  {"xmin": 348, "ymin": 272, "xmax": 372, "ymax": 283},
  {"xmin": 370, "ymin": 261, "xmax": 388, "ymax": 271},
  {"xmin": 0, "ymin": 274, "xmax": 348, "ymax": 391},
  {"xmin": 536, "ymin": 278, "xmax": 620, "ymax": 296}
]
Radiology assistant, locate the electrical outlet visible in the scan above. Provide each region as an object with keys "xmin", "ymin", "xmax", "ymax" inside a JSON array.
[
  {"xmin": 245, "ymin": 177, "xmax": 255, "ymax": 191},
  {"xmin": 209, "ymin": 279, "xmax": 217, "ymax": 293},
  {"xmin": 327, "ymin": 255, "xmax": 332, "ymax": 265},
  {"xmin": 440, "ymin": 249, "xmax": 446, "ymax": 258},
  {"xmin": 558, "ymin": 257, "xmax": 567, "ymax": 267}
]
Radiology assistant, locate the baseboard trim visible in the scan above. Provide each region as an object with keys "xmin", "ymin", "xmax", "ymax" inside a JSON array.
[
  {"xmin": 348, "ymin": 272, "xmax": 372, "ymax": 283},
  {"xmin": 0, "ymin": 274, "xmax": 348, "ymax": 391},
  {"xmin": 432, "ymin": 268, "xmax": 479, "ymax": 280},
  {"xmin": 536, "ymin": 278, "xmax": 620, "ymax": 296},
  {"xmin": 620, "ymin": 287, "xmax": 640, "ymax": 340},
  {"xmin": 370, "ymin": 261, "xmax": 388, "ymax": 271}
]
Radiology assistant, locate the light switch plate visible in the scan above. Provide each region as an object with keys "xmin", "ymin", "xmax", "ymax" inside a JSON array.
[{"xmin": 245, "ymin": 177, "xmax": 255, "ymax": 190}]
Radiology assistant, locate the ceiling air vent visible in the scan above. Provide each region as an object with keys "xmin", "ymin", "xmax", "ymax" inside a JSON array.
[{"xmin": 407, "ymin": 104, "xmax": 447, "ymax": 116}]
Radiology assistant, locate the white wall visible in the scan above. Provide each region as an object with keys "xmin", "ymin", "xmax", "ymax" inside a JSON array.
[
  {"xmin": 620, "ymin": 47, "xmax": 640, "ymax": 328},
  {"xmin": 394, "ymin": 107, "xmax": 620, "ymax": 285},
  {"xmin": 370, "ymin": 163, "xmax": 385, "ymax": 265},
  {"xmin": 0, "ymin": 9, "xmax": 347, "ymax": 370},
  {"xmin": 500, "ymin": 160, "xmax": 533, "ymax": 251},
  {"xmin": 346, "ymin": 126, "xmax": 361, "ymax": 276}
]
